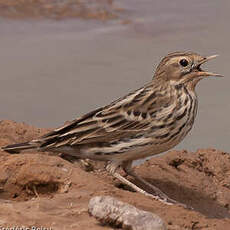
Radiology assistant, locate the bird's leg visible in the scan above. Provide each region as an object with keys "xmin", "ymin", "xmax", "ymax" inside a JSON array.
[
  {"xmin": 105, "ymin": 162, "xmax": 175, "ymax": 206},
  {"xmin": 122, "ymin": 161, "xmax": 187, "ymax": 207}
]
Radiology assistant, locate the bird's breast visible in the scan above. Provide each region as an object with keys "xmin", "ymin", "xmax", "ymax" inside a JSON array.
[{"xmin": 148, "ymin": 86, "xmax": 198, "ymax": 147}]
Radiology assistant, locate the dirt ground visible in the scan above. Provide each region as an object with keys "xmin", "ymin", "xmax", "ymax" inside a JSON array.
[
  {"xmin": 0, "ymin": 120, "xmax": 229, "ymax": 230},
  {"xmin": 0, "ymin": 0, "xmax": 121, "ymax": 20}
]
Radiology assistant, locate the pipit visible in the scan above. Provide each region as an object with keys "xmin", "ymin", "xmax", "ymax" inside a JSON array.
[{"xmin": 2, "ymin": 51, "xmax": 222, "ymax": 206}]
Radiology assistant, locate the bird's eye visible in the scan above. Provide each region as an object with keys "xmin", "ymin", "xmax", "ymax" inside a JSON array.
[{"xmin": 179, "ymin": 59, "xmax": 189, "ymax": 67}]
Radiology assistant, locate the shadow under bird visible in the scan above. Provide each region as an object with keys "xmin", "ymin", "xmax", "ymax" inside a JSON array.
[{"xmin": 2, "ymin": 51, "xmax": 222, "ymax": 207}]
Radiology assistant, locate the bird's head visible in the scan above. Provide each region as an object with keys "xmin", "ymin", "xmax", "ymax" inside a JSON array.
[{"xmin": 154, "ymin": 52, "xmax": 222, "ymax": 88}]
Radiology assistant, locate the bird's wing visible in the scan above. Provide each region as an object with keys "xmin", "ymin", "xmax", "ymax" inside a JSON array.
[{"xmin": 37, "ymin": 86, "xmax": 160, "ymax": 148}]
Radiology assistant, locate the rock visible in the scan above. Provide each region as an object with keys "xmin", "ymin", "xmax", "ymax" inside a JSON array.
[{"xmin": 88, "ymin": 196, "xmax": 166, "ymax": 230}]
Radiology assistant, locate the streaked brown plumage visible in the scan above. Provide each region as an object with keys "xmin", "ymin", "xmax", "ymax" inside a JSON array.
[{"xmin": 2, "ymin": 51, "xmax": 222, "ymax": 206}]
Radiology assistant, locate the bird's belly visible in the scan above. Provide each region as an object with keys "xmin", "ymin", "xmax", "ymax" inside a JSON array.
[
  {"xmin": 112, "ymin": 141, "xmax": 179, "ymax": 161},
  {"xmin": 79, "ymin": 132, "xmax": 184, "ymax": 162}
]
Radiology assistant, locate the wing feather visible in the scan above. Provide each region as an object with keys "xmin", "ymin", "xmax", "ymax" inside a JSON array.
[{"xmin": 37, "ymin": 83, "xmax": 165, "ymax": 148}]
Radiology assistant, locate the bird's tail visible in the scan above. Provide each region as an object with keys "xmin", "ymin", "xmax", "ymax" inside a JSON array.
[{"xmin": 1, "ymin": 141, "xmax": 37, "ymax": 154}]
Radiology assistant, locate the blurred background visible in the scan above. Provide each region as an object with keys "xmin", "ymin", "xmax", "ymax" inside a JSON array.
[{"xmin": 0, "ymin": 0, "xmax": 229, "ymax": 151}]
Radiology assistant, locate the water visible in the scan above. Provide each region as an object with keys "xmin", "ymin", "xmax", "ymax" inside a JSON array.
[{"xmin": 0, "ymin": 0, "xmax": 229, "ymax": 152}]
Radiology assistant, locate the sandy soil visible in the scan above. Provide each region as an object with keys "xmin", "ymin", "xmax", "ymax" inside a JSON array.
[
  {"xmin": 0, "ymin": 120, "xmax": 229, "ymax": 230},
  {"xmin": 0, "ymin": 0, "xmax": 120, "ymax": 20}
]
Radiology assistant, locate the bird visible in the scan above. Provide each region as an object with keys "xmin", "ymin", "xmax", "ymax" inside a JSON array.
[{"xmin": 1, "ymin": 51, "xmax": 222, "ymax": 206}]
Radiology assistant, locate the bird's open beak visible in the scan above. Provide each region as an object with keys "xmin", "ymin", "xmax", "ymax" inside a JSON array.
[{"xmin": 195, "ymin": 55, "xmax": 223, "ymax": 77}]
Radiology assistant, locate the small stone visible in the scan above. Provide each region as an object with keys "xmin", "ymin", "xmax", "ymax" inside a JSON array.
[
  {"xmin": 168, "ymin": 221, "xmax": 173, "ymax": 225},
  {"xmin": 88, "ymin": 196, "xmax": 167, "ymax": 230}
]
